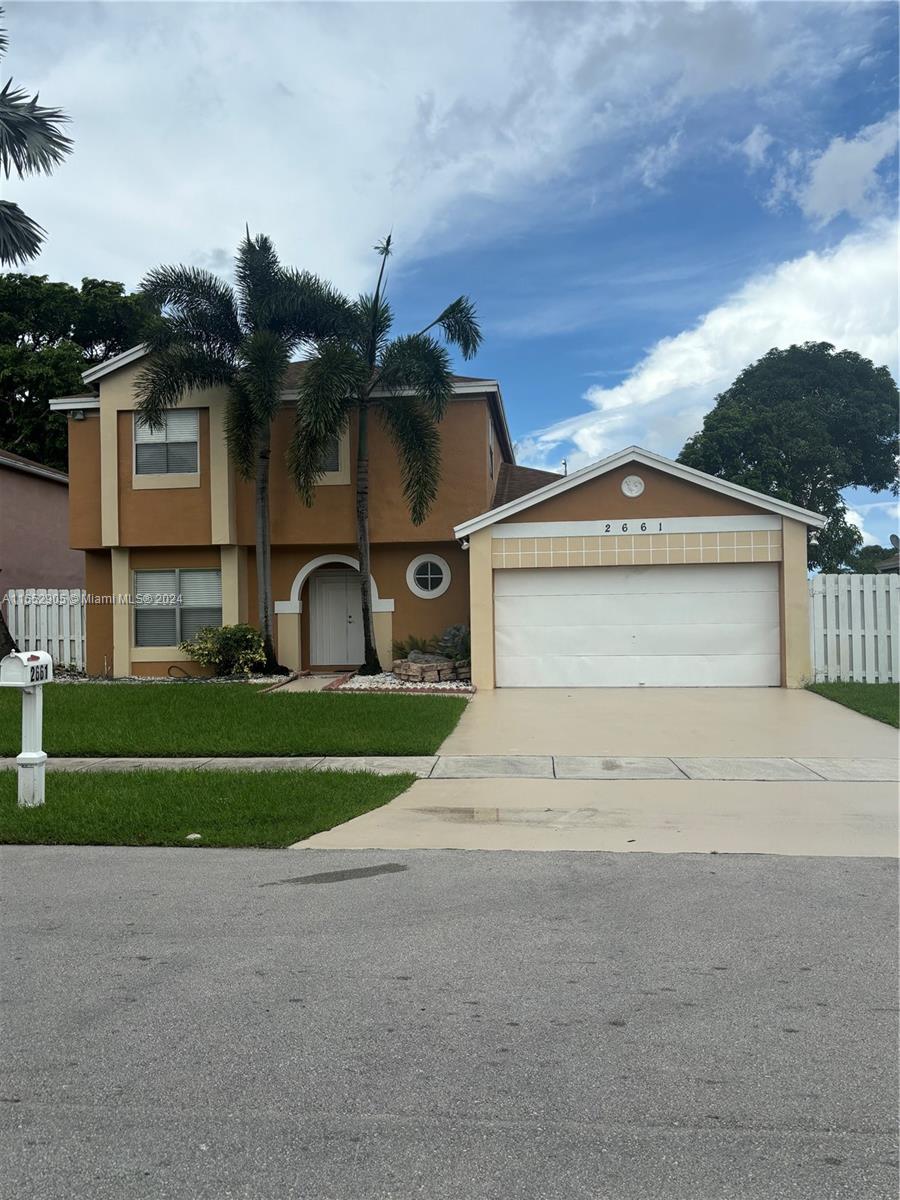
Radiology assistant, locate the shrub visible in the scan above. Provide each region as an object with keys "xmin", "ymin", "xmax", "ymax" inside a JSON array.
[
  {"xmin": 179, "ymin": 624, "xmax": 266, "ymax": 676},
  {"xmin": 392, "ymin": 633, "xmax": 439, "ymax": 658},
  {"xmin": 437, "ymin": 624, "xmax": 470, "ymax": 661},
  {"xmin": 392, "ymin": 625, "xmax": 470, "ymax": 662}
]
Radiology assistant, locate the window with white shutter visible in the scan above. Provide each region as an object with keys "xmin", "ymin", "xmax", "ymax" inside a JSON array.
[
  {"xmin": 134, "ymin": 410, "xmax": 199, "ymax": 475},
  {"xmin": 133, "ymin": 568, "xmax": 222, "ymax": 646}
]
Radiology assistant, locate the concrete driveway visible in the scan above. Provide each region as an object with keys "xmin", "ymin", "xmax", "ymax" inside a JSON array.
[
  {"xmin": 300, "ymin": 689, "xmax": 898, "ymax": 854},
  {"xmin": 439, "ymin": 687, "xmax": 898, "ymax": 758}
]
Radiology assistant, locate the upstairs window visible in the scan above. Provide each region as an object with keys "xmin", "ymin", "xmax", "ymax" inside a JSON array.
[
  {"xmin": 133, "ymin": 568, "xmax": 222, "ymax": 647},
  {"xmin": 321, "ymin": 435, "xmax": 340, "ymax": 473},
  {"xmin": 134, "ymin": 409, "xmax": 199, "ymax": 475}
]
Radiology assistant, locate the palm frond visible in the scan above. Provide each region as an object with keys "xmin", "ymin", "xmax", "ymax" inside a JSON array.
[
  {"xmin": 240, "ymin": 328, "xmax": 290, "ymax": 425},
  {"xmin": 223, "ymin": 374, "xmax": 261, "ymax": 480},
  {"xmin": 0, "ymin": 197, "xmax": 43, "ymax": 265},
  {"xmin": 0, "ymin": 78, "xmax": 72, "ymax": 178},
  {"xmin": 288, "ymin": 341, "xmax": 364, "ymax": 502},
  {"xmin": 355, "ymin": 293, "xmax": 393, "ymax": 364},
  {"xmin": 377, "ymin": 395, "xmax": 442, "ymax": 525},
  {"xmin": 268, "ymin": 269, "xmax": 355, "ymax": 345},
  {"xmin": 376, "ymin": 333, "xmax": 453, "ymax": 421},
  {"xmin": 140, "ymin": 264, "xmax": 243, "ymax": 358},
  {"xmin": 235, "ymin": 231, "xmax": 281, "ymax": 330},
  {"xmin": 424, "ymin": 295, "xmax": 482, "ymax": 360},
  {"xmin": 134, "ymin": 346, "xmax": 236, "ymax": 429}
]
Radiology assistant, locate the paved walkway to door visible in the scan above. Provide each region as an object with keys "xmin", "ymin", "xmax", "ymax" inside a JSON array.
[{"xmin": 438, "ymin": 687, "xmax": 898, "ymax": 758}]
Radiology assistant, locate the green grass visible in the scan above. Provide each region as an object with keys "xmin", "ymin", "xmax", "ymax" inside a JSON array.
[
  {"xmin": 0, "ymin": 684, "xmax": 467, "ymax": 757},
  {"xmin": 0, "ymin": 769, "xmax": 415, "ymax": 848},
  {"xmin": 807, "ymin": 682, "xmax": 899, "ymax": 728}
]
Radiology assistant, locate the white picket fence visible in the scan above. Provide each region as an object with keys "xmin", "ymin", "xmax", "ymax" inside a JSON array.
[
  {"xmin": 2, "ymin": 588, "xmax": 87, "ymax": 671},
  {"xmin": 809, "ymin": 574, "xmax": 899, "ymax": 684}
]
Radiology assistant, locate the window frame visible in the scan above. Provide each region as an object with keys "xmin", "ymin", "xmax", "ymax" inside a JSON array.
[
  {"xmin": 406, "ymin": 554, "xmax": 451, "ymax": 600},
  {"xmin": 132, "ymin": 567, "xmax": 223, "ymax": 648},
  {"xmin": 132, "ymin": 409, "xmax": 200, "ymax": 480}
]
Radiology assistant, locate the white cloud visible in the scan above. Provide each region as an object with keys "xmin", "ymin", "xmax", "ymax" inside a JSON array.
[
  {"xmin": 768, "ymin": 113, "xmax": 898, "ymax": 225},
  {"xmin": 739, "ymin": 124, "xmax": 774, "ymax": 170},
  {"xmin": 3, "ymin": 0, "xmax": 884, "ymax": 291},
  {"xmin": 635, "ymin": 132, "xmax": 683, "ymax": 190},
  {"xmin": 520, "ymin": 220, "xmax": 899, "ymax": 470},
  {"xmin": 845, "ymin": 508, "xmax": 879, "ymax": 548},
  {"xmin": 798, "ymin": 113, "xmax": 898, "ymax": 224}
]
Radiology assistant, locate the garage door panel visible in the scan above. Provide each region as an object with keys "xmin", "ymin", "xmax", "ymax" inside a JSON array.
[
  {"xmin": 495, "ymin": 621, "xmax": 780, "ymax": 659},
  {"xmin": 493, "ymin": 563, "xmax": 781, "ymax": 688},
  {"xmin": 494, "ymin": 590, "xmax": 780, "ymax": 629},
  {"xmin": 495, "ymin": 653, "xmax": 781, "ymax": 688},
  {"xmin": 494, "ymin": 563, "xmax": 778, "ymax": 598}
]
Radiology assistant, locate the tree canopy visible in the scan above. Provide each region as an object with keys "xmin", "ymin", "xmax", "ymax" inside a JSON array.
[
  {"xmin": 0, "ymin": 273, "xmax": 160, "ymax": 470},
  {"xmin": 678, "ymin": 342, "xmax": 899, "ymax": 572}
]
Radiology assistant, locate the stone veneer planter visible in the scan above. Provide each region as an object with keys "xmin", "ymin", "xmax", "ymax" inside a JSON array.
[{"xmin": 392, "ymin": 658, "xmax": 471, "ymax": 684}]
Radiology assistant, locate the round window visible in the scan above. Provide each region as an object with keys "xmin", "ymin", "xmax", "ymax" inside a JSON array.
[{"xmin": 406, "ymin": 554, "xmax": 451, "ymax": 599}]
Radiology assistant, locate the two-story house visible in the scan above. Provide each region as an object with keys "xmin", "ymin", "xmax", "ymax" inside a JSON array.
[{"xmin": 51, "ymin": 345, "xmax": 824, "ymax": 687}]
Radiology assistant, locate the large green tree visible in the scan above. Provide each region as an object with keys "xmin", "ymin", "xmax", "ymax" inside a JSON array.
[
  {"xmin": 135, "ymin": 231, "xmax": 351, "ymax": 672},
  {"xmin": 0, "ymin": 274, "xmax": 159, "ymax": 470},
  {"xmin": 290, "ymin": 235, "xmax": 482, "ymax": 673},
  {"xmin": 679, "ymin": 342, "xmax": 899, "ymax": 572},
  {"xmin": 0, "ymin": 7, "xmax": 72, "ymax": 265}
]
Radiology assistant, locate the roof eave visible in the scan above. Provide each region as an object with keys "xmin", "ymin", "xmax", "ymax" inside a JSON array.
[{"xmin": 81, "ymin": 343, "xmax": 148, "ymax": 384}]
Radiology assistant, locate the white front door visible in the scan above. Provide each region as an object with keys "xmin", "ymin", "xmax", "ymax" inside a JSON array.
[
  {"xmin": 310, "ymin": 571, "xmax": 365, "ymax": 666},
  {"xmin": 494, "ymin": 563, "xmax": 781, "ymax": 687}
]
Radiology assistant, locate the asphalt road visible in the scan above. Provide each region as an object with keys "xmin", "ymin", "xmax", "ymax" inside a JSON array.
[{"xmin": 1, "ymin": 846, "xmax": 897, "ymax": 1200}]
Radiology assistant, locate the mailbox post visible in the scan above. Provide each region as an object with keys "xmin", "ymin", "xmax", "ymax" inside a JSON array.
[{"xmin": 0, "ymin": 651, "xmax": 53, "ymax": 807}]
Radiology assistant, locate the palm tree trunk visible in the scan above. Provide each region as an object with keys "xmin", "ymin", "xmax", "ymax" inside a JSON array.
[
  {"xmin": 254, "ymin": 427, "xmax": 280, "ymax": 672},
  {"xmin": 355, "ymin": 399, "xmax": 381, "ymax": 674}
]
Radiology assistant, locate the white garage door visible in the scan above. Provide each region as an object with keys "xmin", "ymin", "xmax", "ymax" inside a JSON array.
[{"xmin": 494, "ymin": 563, "xmax": 781, "ymax": 687}]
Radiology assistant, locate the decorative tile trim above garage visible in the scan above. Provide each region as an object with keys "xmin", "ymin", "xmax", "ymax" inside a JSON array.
[{"xmin": 491, "ymin": 529, "xmax": 782, "ymax": 569}]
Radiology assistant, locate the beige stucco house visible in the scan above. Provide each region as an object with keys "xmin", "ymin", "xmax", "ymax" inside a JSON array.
[{"xmin": 51, "ymin": 345, "xmax": 825, "ymax": 686}]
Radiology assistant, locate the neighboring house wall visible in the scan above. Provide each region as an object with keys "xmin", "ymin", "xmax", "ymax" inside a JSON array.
[{"xmin": 0, "ymin": 455, "xmax": 85, "ymax": 596}]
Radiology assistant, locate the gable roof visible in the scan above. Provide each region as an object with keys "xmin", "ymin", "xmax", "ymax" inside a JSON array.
[
  {"xmin": 454, "ymin": 445, "xmax": 827, "ymax": 537},
  {"xmin": 0, "ymin": 447, "xmax": 68, "ymax": 485},
  {"xmin": 492, "ymin": 462, "xmax": 562, "ymax": 507}
]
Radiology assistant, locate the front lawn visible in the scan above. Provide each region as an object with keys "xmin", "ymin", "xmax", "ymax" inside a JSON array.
[
  {"xmin": 0, "ymin": 768, "xmax": 414, "ymax": 848},
  {"xmin": 807, "ymin": 682, "xmax": 899, "ymax": 728},
  {"xmin": 0, "ymin": 684, "xmax": 467, "ymax": 757}
]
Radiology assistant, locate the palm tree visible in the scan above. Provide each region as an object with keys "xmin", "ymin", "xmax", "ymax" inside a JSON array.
[
  {"xmin": 135, "ymin": 231, "xmax": 350, "ymax": 671},
  {"xmin": 289, "ymin": 235, "xmax": 482, "ymax": 673},
  {"xmin": 0, "ymin": 9, "xmax": 73, "ymax": 265}
]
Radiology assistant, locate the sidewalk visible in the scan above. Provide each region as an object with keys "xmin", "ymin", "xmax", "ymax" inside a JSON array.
[{"xmin": 1, "ymin": 754, "xmax": 896, "ymax": 780}]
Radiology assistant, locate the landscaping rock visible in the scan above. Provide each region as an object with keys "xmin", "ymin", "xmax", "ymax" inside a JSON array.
[{"xmin": 407, "ymin": 650, "xmax": 452, "ymax": 664}]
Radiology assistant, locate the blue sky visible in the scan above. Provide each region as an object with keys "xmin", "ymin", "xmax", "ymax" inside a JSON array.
[{"xmin": 9, "ymin": 1, "xmax": 899, "ymax": 546}]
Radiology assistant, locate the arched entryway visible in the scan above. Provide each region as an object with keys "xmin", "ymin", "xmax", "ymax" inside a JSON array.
[{"xmin": 274, "ymin": 555, "xmax": 394, "ymax": 672}]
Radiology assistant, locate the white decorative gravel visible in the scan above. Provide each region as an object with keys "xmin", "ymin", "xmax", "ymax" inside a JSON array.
[{"xmin": 337, "ymin": 672, "xmax": 473, "ymax": 693}]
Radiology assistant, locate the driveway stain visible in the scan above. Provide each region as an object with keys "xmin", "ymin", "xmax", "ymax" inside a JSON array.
[{"xmin": 261, "ymin": 863, "xmax": 408, "ymax": 886}]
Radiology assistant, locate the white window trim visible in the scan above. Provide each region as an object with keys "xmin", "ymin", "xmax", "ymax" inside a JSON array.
[
  {"xmin": 132, "ymin": 410, "xmax": 201, "ymax": 489},
  {"xmin": 406, "ymin": 554, "xmax": 451, "ymax": 600},
  {"xmin": 317, "ymin": 427, "xmax": 351, "ymax": 486}
]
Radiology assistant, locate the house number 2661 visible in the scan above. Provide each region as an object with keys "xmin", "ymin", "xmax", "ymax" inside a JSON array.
[{"xmin": 602, "ymin": 522, "xmax": 662, "ymax": 534}]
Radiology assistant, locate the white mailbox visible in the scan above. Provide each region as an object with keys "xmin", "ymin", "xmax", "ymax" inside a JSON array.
[
  {"xmin": 0, "ymin": 650, "xmax": 54, "ymax": 688},
  {"xmin": 0, "ymin": 651, "xmax": 53, "ymax": 807}
]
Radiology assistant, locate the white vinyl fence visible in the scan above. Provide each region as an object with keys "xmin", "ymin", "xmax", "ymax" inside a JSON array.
[
  {"xmin": 3, "ymin": 588, "xmax": 86, "ymax": 671},
  {"xmin": 809, "ymin": 574, "xmax": 899, "ymax": 684}
]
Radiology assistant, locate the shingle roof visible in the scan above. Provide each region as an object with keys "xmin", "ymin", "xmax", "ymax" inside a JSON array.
[{"xmin": 491, "ymin": 462, "xmax": 562, "ymax": 508}]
